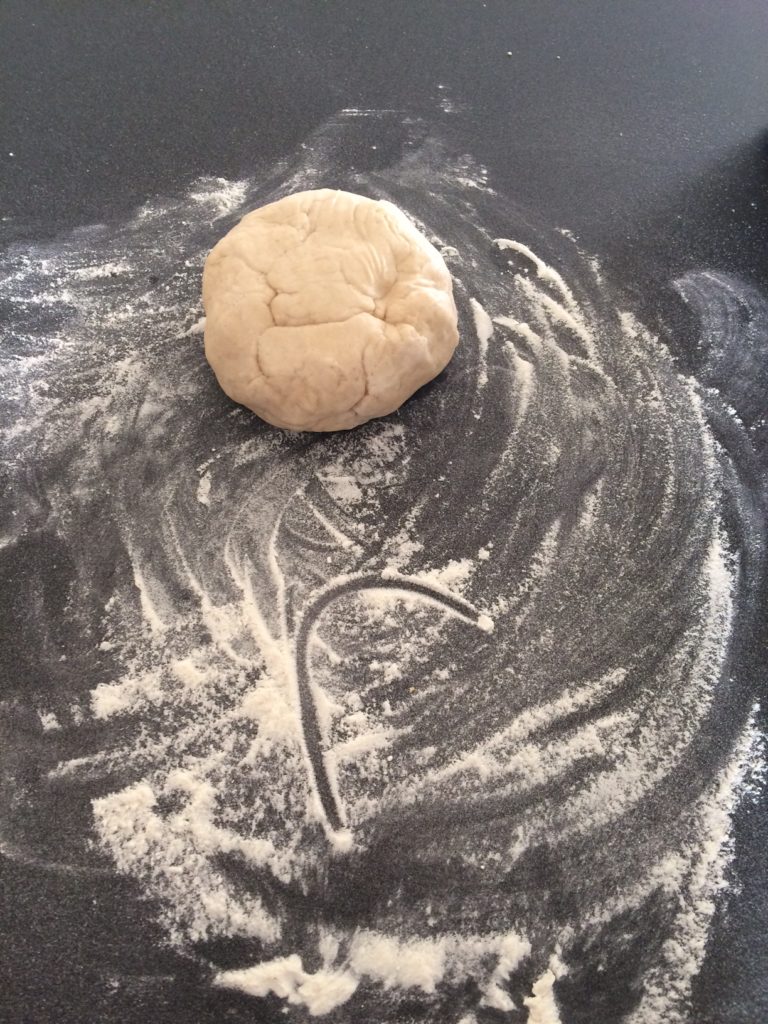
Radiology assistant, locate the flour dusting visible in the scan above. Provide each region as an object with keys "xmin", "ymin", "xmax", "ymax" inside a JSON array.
[{"xmin": 1, "ymin": 109, "xmax": 766, "ymax": 1023}]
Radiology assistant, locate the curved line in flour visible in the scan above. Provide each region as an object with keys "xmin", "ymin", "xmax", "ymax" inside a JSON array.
[{"xmin": 292, "ymin": 572, "xmax": 494, "ymax": 837}]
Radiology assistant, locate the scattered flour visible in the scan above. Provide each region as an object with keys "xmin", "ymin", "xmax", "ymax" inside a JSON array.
[
  {"xmin": 217, "ymin": 929, "xmax": 534, "ymax": 1017},
  {"xmin": 197, "ymin": 471, "xmax": 212, "ymax": 506},
  {"xmin": 215, "ymin": 956, "xmax": 358, "ymax": 1016},
  {"xmin": 523, "ymin": 955, "xmax": 568, "ymax": 1024},
  {"xmin": 3, "ymin": 116, "xmax": 763, "ymax": 1024},
  {"xmin": 469, "ymin": 297, "xmax": 494, "ymax": 386}
]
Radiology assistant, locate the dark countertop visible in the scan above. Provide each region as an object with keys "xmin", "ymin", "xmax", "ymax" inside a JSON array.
[
  {"xmin": 3, "ymin": 0, "xmax": 768, "ymax": 284},
  {"xmin": 1, "ymin": 2, "xmax": 767, "ymax": 1022}
]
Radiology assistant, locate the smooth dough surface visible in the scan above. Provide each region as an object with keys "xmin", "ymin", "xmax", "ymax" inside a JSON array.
[{"xmin": 202, "ymin": 189, "xmax": 459, "ymax": 431}]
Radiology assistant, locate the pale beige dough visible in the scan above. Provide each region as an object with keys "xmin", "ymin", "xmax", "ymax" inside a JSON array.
[{"xmin": 202, "ymin": 188, "xmax": 459, "ymax": 431}]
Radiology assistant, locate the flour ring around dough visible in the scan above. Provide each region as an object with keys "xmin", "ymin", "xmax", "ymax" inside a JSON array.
[{"xmin": 202, "ymin": 188, "xmax": 459, "ymax": 431}]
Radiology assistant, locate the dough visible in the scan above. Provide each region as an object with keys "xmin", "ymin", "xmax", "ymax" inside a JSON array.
[{"xmin": 202, "ymin": 189, "xmax": 459, "ymax": 431}]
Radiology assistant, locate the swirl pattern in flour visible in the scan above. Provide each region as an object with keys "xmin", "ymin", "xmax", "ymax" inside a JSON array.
[{"xmin": 1, "ymin": 113, "xmax": 765, "ymax": 1023}]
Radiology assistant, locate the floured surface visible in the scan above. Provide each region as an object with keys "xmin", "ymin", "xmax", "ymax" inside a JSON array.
[{"xmin": 1, "ymin": 112, "xmax": 766, "ymax": 1023}]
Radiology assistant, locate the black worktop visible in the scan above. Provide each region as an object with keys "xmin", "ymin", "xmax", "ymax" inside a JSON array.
[{"xmin": 1, "ymin": 3, "xmax": 767, "ymax": 1022}]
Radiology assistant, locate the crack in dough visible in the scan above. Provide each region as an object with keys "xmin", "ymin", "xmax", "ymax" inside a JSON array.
[{"xmin": 202, "ymin": 189, "xmax": 459, "ymax": 431}]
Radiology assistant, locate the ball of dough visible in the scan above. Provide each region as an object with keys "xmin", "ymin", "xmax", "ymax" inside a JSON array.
[{"xmin": 202, "ymin": 189, "xmax": 459, "ymax": 431}]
